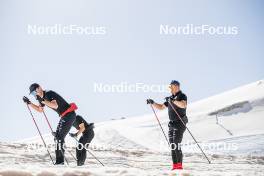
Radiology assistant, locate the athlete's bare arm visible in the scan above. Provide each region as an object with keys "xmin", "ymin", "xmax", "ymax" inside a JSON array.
[
  {"xmin": 153, "ymin": 103, "xmax": 167, "ymax": 110},
  {"xmin": 29, "ymin": 103, "xmax": 44, "ymax": 112},
  {"xmin": 77, "ymin": 123, "xmax": 86, "ymax": 135},
  {"xmin": 42, "ymin": 100, "xmax": 58, "ymax": 109},
  {"xmin": 173, "ymin": 100, "xmax": 187, "ymax": 109}
]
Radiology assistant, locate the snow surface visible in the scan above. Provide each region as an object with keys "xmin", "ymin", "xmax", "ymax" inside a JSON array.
[{"xmin": 1, "ymin": 80, "xmax": 264, "ymax": 176}]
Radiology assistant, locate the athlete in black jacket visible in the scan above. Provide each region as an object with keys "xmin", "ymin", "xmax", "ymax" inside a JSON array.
[
  {"xmin": 23, "ymin": 83, "xmax": 77, "ymax": 165},
  {"xmin": 147, "ymin": 80, "xmax": 188, "ymax": 170},
  {"xmin": 69, "ymin": 115, "xmax": 95, "ymax": 166}
]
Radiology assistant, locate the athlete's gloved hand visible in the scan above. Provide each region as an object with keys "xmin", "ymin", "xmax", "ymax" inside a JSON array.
[
  {"xmin": 23, "ymin": 96, "xmax": 31, "ymax": 104},
  {"xmin": 146, "ymin": 99, "xmax": 154, "ymax": 104},
  {"xmin": 36, "ymin": 95, "xmax": 45, "ymax": 102},
  {"xmin": 165, "ymin": 96, "xmax": 174, "ymax": 102},
  {"xmin": 51, "ymin": 132, "xmax": 58, "ymax": 140},
  {"xmin": 51, "ymin": 132, "xmax": 57, "ymax": 137},
  {"xmin": 69, "ymin": 132, "xmax": 78, "ymax": 138},
  {"xmin": 39, "ymin": 102, "xmax": 45, "ymax": 107}
]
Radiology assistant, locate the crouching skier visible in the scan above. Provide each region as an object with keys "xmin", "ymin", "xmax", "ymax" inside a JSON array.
[
  {"xmin": 69, "ymin": 115, "xmax": 95, "ymax": 166},
  {"xmin": 147, "ymin": 80, "xmax": 188, "ymax": 170},
  {"xmin": 23, "ymin": 83, "xmax": 77, "ymax": 165}
]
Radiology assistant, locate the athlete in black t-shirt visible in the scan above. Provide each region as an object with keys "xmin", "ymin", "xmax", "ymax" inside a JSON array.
[
  {"xmin": 146, "ymin": 80, "xmax": 188, "ymax": 170},
  {"xmin": 69, "ymin": 115, "xmax": 94, "ymax": 166},
  {"xmin": 23, "ymin": 83, "xmax": 76, "ymax": 165}
]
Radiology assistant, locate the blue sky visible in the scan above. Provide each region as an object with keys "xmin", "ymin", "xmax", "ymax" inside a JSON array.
[{"xmin": 0, "ymin": 0, "xmax": 263, "ymax": 141}]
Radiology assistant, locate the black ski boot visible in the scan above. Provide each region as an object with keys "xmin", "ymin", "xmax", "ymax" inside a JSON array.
[
  {"xmin": 55, "ymin": 162, "xmax": 64, "ymax": 165},
  {"xmin": 77, "ymin": 160, "xmax": 84, "ymax": 166}
]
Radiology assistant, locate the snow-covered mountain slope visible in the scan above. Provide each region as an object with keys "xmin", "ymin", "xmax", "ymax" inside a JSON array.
[
  {"xmin": 91, "ymin": 79, "xmax": 264, "ymax": 153},
  {"xmin": 1, "ymin": 80, "xmax": 264, "ymax": 176}
]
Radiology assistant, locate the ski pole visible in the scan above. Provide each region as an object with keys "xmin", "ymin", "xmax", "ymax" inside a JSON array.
[
  {"xmin": 87, "ymin": 149, "xmax": 105, "ymax": 166},
  {"xmin": 64, "ymin": 143, "xmax": 77, "ymax": 161},
  {"xmin": 150, "ymin": 104, "xmax": 170, "ymax": 146},
  {"xmin": 25, "ymin": 104, "xmax": 55, "ymax": 165},
  {"xmin": 42, "ymin": 111, "xmax": 74, "ymax": 164},
  {"xmin": 42, "ymin": 111, "xmax": 53, "ymax": 133},
  {"xmin": 72, "ymin": 137, "xmax": 105, "ymax": 166},
  {"xmin": 168, "ymin": 101, "xmax": 211, "ymax": 164}
]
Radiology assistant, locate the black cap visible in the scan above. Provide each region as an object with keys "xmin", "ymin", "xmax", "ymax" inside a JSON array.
[
  {"xmin": 170, "ymin": 80, "xmax": 180, "ymax": 86},
  {"xmin": 29, "ymin": 83, "xmax": 40, "ymax": 94}
]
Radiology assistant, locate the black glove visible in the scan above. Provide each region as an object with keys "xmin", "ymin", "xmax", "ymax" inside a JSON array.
[
  {"xmin": 39, "ymin": 102, "xmax": 45, "ymax": 107},
  {"xmin": 51, "ymin": 132, "xmax": 57, "ymax": 137},
  {"xmin": 36, "ymin": 95, "xmax": 44, "ymax": 102},
  {"xmin": 165, "ymin": 96, "xmax": 174, "ymax": 102},
  {"xmin": 23, "ymin": 96, "xmax": 31, "ymax": 104},
  {"xmin": 51, "ymin": 132, "xmax": 58, "ymax": 140},
  {"xmin": 69, "ymin": 132, "xmax": 78, "ymax": 138},
  {"xmin": 146, "ymin": 99, "xmax": 154, "ymax": 104}
]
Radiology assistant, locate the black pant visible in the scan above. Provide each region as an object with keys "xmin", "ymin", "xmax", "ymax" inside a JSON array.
[
  {"xmin": 55, "ymin": 111, "xmax": 76, "ymax": 164},
  {"xmin": 76, "ymin": 129, "xmax": 94, "ymax": 165},
  {"xmin": 168, "ymin": 121, "xmax": 186, "ymax": 164}
]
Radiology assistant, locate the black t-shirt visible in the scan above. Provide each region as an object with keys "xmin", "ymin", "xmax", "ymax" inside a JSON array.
[
  {"xmin": 73, "ymin": 115, "xmax": 93, "ymax": 133},
  {"xmin": 164, "ymin": 91, "xmax": 188, "ymax": 122},
  {"xmin": 41, "ymin": 90, "xmax": 70, "ymax": 115}
]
